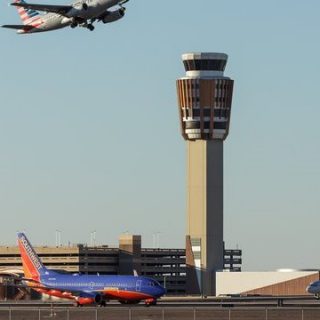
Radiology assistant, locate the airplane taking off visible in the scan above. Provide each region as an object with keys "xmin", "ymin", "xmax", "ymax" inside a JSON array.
[
  {"xmin": 17, "ymin": 233, "xmax": 166, "ymax": 306},
  {"xmin": 2, "ymin": 0, "xmax": 129, "ymax": 33}
]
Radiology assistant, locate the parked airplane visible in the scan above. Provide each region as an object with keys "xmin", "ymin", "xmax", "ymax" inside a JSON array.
[
  {"xmin": 2, "ymin": 0, "xmax": 129, "ymax": 34},
  {"xmin": 307, "ymin": 281, "xmax": 320, "ymax": 299},
  {"xmin": 17, "ymin": 232, "xmax": 166, "ymax": 306}
]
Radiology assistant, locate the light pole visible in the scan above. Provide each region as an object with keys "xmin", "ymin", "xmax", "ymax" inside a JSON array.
[
  {"xmin": 55, "ymin": 230, "xmax": 61, "ymax": 247},
  {"xmin": 90, "ymin": 231, "xmax": 96, "ymax": 247}
]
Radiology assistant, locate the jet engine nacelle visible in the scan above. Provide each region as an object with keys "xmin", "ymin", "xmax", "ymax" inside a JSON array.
[
  {"xmin": 76, "ymin": 293, "xmax": 103, "ymax": 305},
  {"xmin": 94, "ymin": 293, "xmax": 103, "ymax": 304},
  {"xmin": 67, "ymin": 8, "xmax": 85, "ymax": 18},
  {"xmin": 76, "ymin": 297, "xmax": 95, "ymax": 305},
  {"xmin": 67, "ymin": 2, "xmax": 89, "ymax": 18},
  {"xmin": 101, "ymin": 8, "xmax": 125, "ymax": 24}
]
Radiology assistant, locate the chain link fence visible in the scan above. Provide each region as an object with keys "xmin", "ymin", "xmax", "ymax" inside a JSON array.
[{"xmin": 0, "ymin": 307, "xmax": 319, "ymax": 320}]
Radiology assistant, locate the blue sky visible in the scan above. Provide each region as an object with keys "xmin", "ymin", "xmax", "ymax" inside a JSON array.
[{"xmin": 0, "ymin": 0, "xmax": 319, "ymax": 271}]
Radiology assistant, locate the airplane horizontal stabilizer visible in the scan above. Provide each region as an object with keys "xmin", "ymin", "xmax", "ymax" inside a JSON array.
[{"xmin": 1, "ymin": 24, "xmax": 33, "ymax": 30}]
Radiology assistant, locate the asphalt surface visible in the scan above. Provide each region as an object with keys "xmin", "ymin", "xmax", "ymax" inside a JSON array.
[{"xmin": 0, "ymin": 295, "xmax": 319, "ymax": 307}]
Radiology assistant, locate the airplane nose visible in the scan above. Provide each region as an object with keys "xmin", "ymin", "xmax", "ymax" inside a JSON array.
[{"xmin": 306, "ymin": 285, "xmax": 316, "ymax": 294}]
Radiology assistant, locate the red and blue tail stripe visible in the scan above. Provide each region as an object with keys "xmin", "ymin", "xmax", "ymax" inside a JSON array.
[{"xmin": 14, "ymin": 0, "xmax": 42, "ymax": 26}]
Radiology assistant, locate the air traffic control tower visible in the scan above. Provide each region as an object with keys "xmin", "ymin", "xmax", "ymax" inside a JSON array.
[{"xmin": 176, "ymin": 53, "xmax": 234, "ymax": 296}]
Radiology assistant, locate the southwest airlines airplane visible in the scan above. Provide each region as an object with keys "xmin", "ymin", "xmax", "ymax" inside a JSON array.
[
  {"xmin": 17, "ymin": 233, "xmax": 166, "ymax": 306},
  {"xmin": 2, "ymin": 0, "xmax": 129, "ymax": 33}
]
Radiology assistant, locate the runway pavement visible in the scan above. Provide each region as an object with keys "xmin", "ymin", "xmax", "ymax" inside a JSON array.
[{"xmin": 0, "ymin": 295, "xmax": 319, "ymax": 308}]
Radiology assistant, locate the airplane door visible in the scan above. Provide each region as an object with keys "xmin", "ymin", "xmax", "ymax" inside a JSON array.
[{"xmin": 136, "ymin": 280, "xmax": 142, "ymax": 292}]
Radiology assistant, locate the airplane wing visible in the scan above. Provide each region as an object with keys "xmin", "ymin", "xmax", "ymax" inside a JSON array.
[
  {"xmin": 20, "ymin": 277, "xmax": 42, "ymax": 284},
  {"xmin": 1, "ymin": 24, "xmax": 34, "ymax": 30},
  {"xmin": 0, "ymin": 283, "xmax": 49, "ymax": 291},
  {"xmin": 11, "ymin": 2, "xmax": 72, "ymax": 16},
  {"xmin": 0, "ymin": 281, "xmax": 81, "ymax": 296}
]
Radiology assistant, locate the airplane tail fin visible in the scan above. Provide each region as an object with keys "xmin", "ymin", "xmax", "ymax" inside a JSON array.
[
  {"xmin": 13, "ymin": 0, "xmax": 40, "ymax": 25},
  {"xmin": 17, "ymin": 233, "xmax": 48, "ymax": 282}
]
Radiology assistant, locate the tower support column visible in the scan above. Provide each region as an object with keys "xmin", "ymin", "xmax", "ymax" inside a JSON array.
[{"xmin": 186, "ymin": 140, "xmax": 224, "ymax": 296}]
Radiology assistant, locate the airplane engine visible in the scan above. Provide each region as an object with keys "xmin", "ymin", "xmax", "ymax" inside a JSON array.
[
  {"xmin": 76, "ymin": 297, "xmax": 95, "ymax": 305},
  {"xmin": 67, "ymin": 8, "xmax": 84, "ymax": 18},
  {"xmin": 101, "ymin": 8, "xmax": 125, "ymax": 24},
  {"xmin": 94, "ymin": 293, "xmax": 103, "ymax": 304},
  {"xmin": 67, "ymin": 3, "xmax": 89, "ymax": 18},
  {"xmin": 76, "ymin": 293, "xmax": 103, "ymax": 305}
]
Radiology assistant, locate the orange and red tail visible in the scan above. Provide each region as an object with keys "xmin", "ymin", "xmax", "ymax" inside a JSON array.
[{"xmin": 17, "ymin": 233, "xmax": 47, "ymax": 282}]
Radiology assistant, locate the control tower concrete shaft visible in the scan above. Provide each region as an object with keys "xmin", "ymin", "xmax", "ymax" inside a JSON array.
[{"xmin": 176, "ymin": 53, "xmax": 234, "ymax": 296}]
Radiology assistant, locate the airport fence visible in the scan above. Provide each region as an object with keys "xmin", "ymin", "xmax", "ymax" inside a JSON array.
[{"xmin": 0, "ymin": 306, "xmax": 319, "ymax": 320}]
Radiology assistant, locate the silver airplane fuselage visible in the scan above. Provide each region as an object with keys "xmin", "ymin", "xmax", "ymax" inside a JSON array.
[{"xmin": 18, "ymin": 0, "xmax": 121, "ymax": 33}]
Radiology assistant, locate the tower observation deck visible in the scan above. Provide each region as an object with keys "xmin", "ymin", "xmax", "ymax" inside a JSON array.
[
  {"xmin": 176, "ymin": 52, "xmax": 234, "ymax": 296},
  {"xmin": 177, "ymin": 52, "xmax": 234, "ymax": 141}
]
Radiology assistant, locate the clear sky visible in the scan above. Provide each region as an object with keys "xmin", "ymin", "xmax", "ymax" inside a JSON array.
[{"xmin": 0, "ymin": 0, "xmax": 319, "ymax": 271}]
